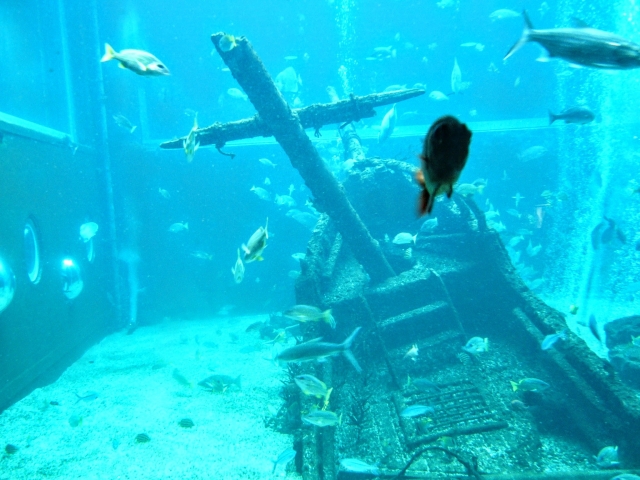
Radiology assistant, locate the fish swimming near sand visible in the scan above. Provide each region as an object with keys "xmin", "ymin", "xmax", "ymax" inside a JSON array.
[{"xmin": 415, "ymin": 116, "xmax": 472, "ymax": 215}]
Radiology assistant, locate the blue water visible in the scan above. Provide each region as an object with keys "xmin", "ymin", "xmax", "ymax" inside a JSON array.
[{"xmin": 2, "ymin": 0, "xmax": 640, "ymax": 476}]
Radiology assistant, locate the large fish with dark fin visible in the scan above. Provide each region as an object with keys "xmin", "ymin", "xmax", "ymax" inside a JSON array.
[
  {"xmin": 275, "ymin": 327, "xmax": 362, "ymax": 372},
  {"xmin": 415, "ymin": 115, "xmax": 472, "ymax": 216},
  {"xmin": 504, "ymin": 11, "xmax": 640, "ymax": 69}
]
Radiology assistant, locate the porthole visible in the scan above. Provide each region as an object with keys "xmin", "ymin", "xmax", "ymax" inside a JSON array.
[{"xmin": 24, "ymin": 217, "xmax": 42, "ymax": 284}]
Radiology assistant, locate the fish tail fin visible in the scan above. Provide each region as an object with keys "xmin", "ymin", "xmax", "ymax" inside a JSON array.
[
  {"xmin": 184, "ymin": 223, "xmax": 188, "ymax": 230},
  {"xmin": 341, "ymin": 328, "xmax": 362, "ymax": 373},
  {"xmin": 510, "ymin": 380, "xmax": 519, "ymax": 392},
  {"xmin": 477, "ymin": 184, "xmax": 485, "ymax": 194},
  {"xmin": 424, "ymin": 184, "xmax": 441, "ymax": 214},
  {"xmin": 504, "ymin": 11, "xmax": 532, "ymax": 61},
  {"xmin": 130, "ymin": 125, "xmax": 137, "ymax": 134},
  {"xmin": 418, "ymin": 188, "xmax": 430, "ymax": 216},
  {"xmin": 265, "ymin": 217, "xmax": 269, "ymax": 239},
  {"xmin": 484, "ymin": 338, "xmax": 489, "ymax": 351},
  {"xmin": 323, "ymin": 309, "xmax": 336, "ymax": 329},
  {"xmin": 323, "ymin": 387, "xmax": 333, "ymax": 408},
  {"xmin": 101, "ymin": 43, "xmax": 117, "ymax": 62},
  {"xmin": 548, "ymin": 110, "xmax": 557, "ymax": 125},
  {"xmin": 412, "ymin": 234, "xmax": 417, "ymax": 244}
]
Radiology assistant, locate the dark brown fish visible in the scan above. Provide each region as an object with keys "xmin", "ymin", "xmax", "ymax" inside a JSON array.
[
  {"xmin": 5, "ymin": 444, "xmax": 18, "ymax": 454},
  {"xmin": 416, "ymin": 115, "xmax": 472, "ymax": 215}
]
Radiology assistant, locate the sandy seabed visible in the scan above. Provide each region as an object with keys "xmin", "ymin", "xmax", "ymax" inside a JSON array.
[{"xmin": 0, "ymin": 316, "xmax": 301, "ymax": 479}]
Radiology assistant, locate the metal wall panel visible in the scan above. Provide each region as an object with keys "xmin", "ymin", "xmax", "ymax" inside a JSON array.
[{"xmin": 0, "ymin": 133, "xmax": 116, "ymax": 412}]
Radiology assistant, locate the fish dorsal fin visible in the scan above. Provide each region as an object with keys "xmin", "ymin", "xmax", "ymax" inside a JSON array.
[{"xmin": 571, "ymin": 17, "xmax": 590, "ymax": 28}]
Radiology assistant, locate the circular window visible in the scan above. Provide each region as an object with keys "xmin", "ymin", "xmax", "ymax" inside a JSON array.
[
  {"xmin": 24, "ymin": 217, "xmax": 42, "ymax": 284},
  {"xmin": 61, "ymin": 258, "xmax": 83, "ymax": 300},
  {"xmin": 0, "ymin": 256, "xmax": 16, "ymax": 314}
]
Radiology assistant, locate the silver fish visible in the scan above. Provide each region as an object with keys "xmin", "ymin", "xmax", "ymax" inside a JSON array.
[
  {"xmin": 595, "ymin": 446, "xmax": 619, "ymax": 468},
  {"xmin": 168, "ymin": 222, "xmax": 188, "ymax": 233},
  {"xmin": 340, "ymin": 458, "xmax": 380, "ymax": 475},
  {"xmin": 75, "ymin": 391, "xmax": 98, "ymax": 403},
  {"xmin": 272, "ymin": 448, "xmax": 296, "ymax": 474},
  {"xmin": 227, "ymin": 88, "xmax": 247, "ymax": 100},
  {"xmin": 275, "ymin": 194, "xmax": 296, "ymax": 207},
  {"xmin": 275, "ymin": 327, "xmax": 362, "ymax": 372},
  {"xmin": 302, "ymin": 410, "xmax": 340, "ymax": 427},
  {"xmin": 400, "ymin": 405, "xmax": 435, "ymax": 417},
  {"xmin": 113, "ymin": 114, "xmax": 137, "ymax": 133},
  {"xmin": 231, "ymin": 248, "xmax": 244, "ymax": 284},
  {"xmin": 450, "ymin": 58, "xmax": 470, "ymax": 94},
  {"xmin": 250, "ymin": 186, "xmax": 272, "ymax": 201},
  {"xmin": 258, "ymin": 158, "xmax": 277, "ymax": 168},
  {"xmin": 183, "ymin": 115, "xmax": 199, "ymax": 163},
  {"xmin": 101, "ymin": 44, "xmax": 170, "ymax": 76},
  {"xmin": 294, "ymin": 374, "xmax": 331, "ymax": 400},
  {"xmin": 490, "ymin": 9, "xmax": 520, "ymax": 21},
  {"xmin": 79, "ymin": 222, "xmax": 99, "ymax": 242},
  {"xmin": 378, "ymin": 104, "xmax": 397, "ymax": 144},
  {"xmin": 541, "ymin": 330, "xmax": 567, "ymax": 350},
  {"xmin": 505, "ymin": 11, "xmax": 640, "ymax": 69},
  {"xmin": 242, "ymin": 218, "xmax": 268, "ymax": 262}
]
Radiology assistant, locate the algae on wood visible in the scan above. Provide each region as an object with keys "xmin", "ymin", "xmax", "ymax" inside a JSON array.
[{"xmin": 202, "ymin": 33, "xmax": 396, "ymax": 283}]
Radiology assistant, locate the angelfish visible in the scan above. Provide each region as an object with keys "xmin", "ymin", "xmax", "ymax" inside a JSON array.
[{"xmin": 415, "ymin": 116, "xmax": 472, "ymax": 215}]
